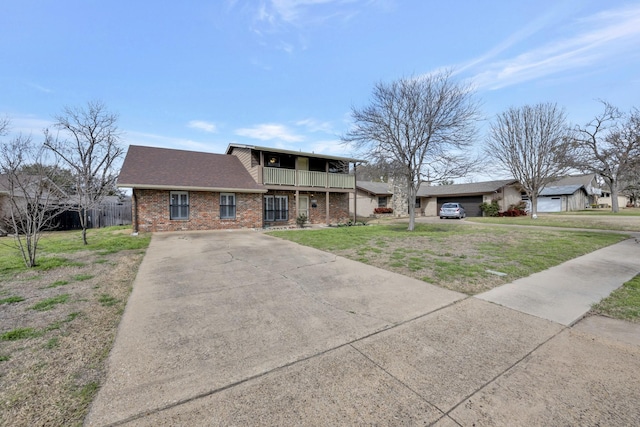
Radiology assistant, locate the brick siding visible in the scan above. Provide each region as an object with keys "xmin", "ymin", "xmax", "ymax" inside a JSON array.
[
  {"xmin": 133, "ymin": 189, "xmax": 262, "ymax": 232},
  {"xmin": 132, "ymin": 189, "xmax": 352, "ymax": 232}
]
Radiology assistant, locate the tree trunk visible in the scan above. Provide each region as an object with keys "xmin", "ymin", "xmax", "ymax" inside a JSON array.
[
  {"xmin": 407, "ymin": 182, "xmax": 416, "ymax": 231},
  {"xmin": 610, "ymin": 179, "xmax": 620, "ymax": 213},
  {"xmin": 530, "ymin": 194, "xmax": 538, "ymax": 217},
  {"xmin": 81, "ymin": 209, "xmax": 89, "ymax": 245}
]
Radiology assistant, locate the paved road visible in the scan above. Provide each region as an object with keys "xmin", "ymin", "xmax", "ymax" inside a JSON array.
[{"xmin": 86, "ymin": 230, "xmax": 640, "ymax": 426}]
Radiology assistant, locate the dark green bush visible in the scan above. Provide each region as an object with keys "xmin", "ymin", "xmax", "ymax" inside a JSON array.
[{"xmin": 479, "ymin": 201, "xmax": 500, "ymax": 217}]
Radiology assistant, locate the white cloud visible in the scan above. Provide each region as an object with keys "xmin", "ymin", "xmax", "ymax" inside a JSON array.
[
  {"xmin": 26, "ymin": 82, "xmax": 52, "ymax": 93},
  {"xmin": 235, "ymin": 123, "xmax": 304, "ymax": 142},
  {"xmin": 187, "ymin": 120, "xmax": 218, "ymax": 133},
  {"xmin": 466, "ymin": 4, "xmax": 640, "ymax": 90},
  {"xmin": 296, "ymin": 118, "xmax": 334, "ymax": 133},
  {"xmin": 241, "ymin": 0, "xmax": 371, "ymax": 52},
  {"xmin": 125, "ymin": 130, "xmax": 224, "ymax": 153},
  {"xmin": 308, "ymin": 138, "xmax": 353, "ymax": 156},
  {"xmin": 1, "ymin": 115, "xmax": 54, "ymax": 139}
]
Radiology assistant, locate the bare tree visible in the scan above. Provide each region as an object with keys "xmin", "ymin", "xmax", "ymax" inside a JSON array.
[
  {"xmin": 485, "ymin": 103, "xmax": 573, "ymax": 217},
  {"xmin": 45, "ymin": 101, "xmax": 124, "ymax": 244},
  {"xmin": 620, "ymin": 165, "xmax": 640, "ymax": 207},
  {"xmin": 343, "ymin": 71, "xmax": 481, "ymax": 230},
  {"xmin": 1, "ymin": 132, "xmax": 66, "ymax": 267},
  {"xmin": 571, "ymin": 102, "xmax": 640, "ymax": 212},
  {"xmin": 353, "ymin": 158, "xmax": 402, "ymax": 183}
]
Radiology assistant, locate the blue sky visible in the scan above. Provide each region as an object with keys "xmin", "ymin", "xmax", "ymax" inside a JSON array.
[{"xmin": 2, "ymin": 0, "xmax": 639, "ymax": 180}]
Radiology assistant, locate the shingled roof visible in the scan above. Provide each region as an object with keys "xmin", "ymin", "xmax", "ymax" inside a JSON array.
[
  {"xmin": 540, "ymin": 173, "xmax": 600, "ymax": 196},
  {"xmin": 117, "ymin": 145, "xmax": 267, "ymax": 193},
  {"xmin": 417, "ymin": 179, "xmax": 518, "ymax": 197},
  {"xmin": 356, "ymin": 181, "xmax": 393, "ymax": 195}
]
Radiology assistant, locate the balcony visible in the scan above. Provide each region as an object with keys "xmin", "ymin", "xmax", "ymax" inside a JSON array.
[{"xmin": 263, "ymin": 168, "xmax": 354, "ymax": 189}]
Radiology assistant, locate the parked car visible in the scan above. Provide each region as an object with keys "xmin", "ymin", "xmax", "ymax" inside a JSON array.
[{"xmin": 439, "ymin": 202, "xmax": 466, "ymax": 219}]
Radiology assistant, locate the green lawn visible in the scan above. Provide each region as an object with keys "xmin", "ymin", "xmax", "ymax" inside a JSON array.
[
  {"xmin": 468, "ymin": 213, "xmax": 640, "ymax": 231},
  {"xmin": 268, "ymin": 223, "xmax": 628, "ymax": 295},
  {"xmin": 592, "ymin": 274, "xmax": 640, "ymax": 322},
  {"xmin": 0, "ymin": 226, "xmax": 150, "ymax": 278}
]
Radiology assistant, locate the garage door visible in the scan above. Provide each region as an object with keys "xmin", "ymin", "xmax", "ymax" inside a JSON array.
[
  {"xmin": 537, "ymin": 197, "xmax": 562, "ymax": 212},
  {"xmin": 437, "ymin": 196, "xmax": 484, "ymax": 217}
]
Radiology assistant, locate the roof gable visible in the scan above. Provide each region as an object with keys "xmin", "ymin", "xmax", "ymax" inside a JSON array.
[
  {"xmin": 117, "ymin": 145, "xmax": 266, "ymax": 193},
  {"xmin": 543, "ymin": 174, "xmax": 599, "ymax": 196}
]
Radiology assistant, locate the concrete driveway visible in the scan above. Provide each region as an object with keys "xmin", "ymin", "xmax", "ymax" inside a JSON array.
[{"xmin": 86, "ymin": 230, "xmax": 640, "ymax": 426}]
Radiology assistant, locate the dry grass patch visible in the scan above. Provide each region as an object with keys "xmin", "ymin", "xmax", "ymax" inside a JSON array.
[{"xmin": 0, "ymin": 228, "xmax": 148, "ymax": 427}]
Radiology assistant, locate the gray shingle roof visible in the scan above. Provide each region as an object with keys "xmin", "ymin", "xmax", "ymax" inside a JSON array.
[
  {"xmin": 417, "ymin": 179, "xmax": 518, "ymax": 197},
  {"xmin": 541, "ymin": 174, "xmax": 598, "ymax": 196},
  {"xmin": 539, "ymin": 185, "xmax": 583, "ymax": 196},
  {"xmin": 117, "ymin": 145, "xmax": 267, "ymax": 193},
  {"xmin": 356, "ymin": 181, "xmax": 392, "ymax": 195}
]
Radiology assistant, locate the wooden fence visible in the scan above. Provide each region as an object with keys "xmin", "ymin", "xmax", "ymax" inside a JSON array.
[{"xmin": 55, "ymin": 201, "xmax": 132, "ymax": 230}]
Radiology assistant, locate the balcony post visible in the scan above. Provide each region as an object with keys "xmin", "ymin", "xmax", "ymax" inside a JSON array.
[
  {"xmin": 326, "ymin": 190, "xmax": 330, "ymax": 225},
  {"xmin": 325, "ymin": 161, "xmax": 329, "ymax": 188}
]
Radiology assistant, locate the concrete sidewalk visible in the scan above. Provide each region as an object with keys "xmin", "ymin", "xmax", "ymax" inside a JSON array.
[
  {"xmin": 476, "ymin": 238, "xmax": 640, "ymax": 325},
  {"xmin": 85, "ymin": 231, "xmax": 640, "ymax": 426}
]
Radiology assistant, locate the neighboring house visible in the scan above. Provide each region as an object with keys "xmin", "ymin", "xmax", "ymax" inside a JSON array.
[
  {"xmin": 117, "ymin": 145, "xmax": 361, "ymax": 233},
  {"xmin": 351, "ymin": 178, "xmax": 520, "ymax": 218},
  {"xmin": 417, "ymin": 179, "xmax": 521, "ymax": 217},
  {"xmin": 537, "ymin": 174, "xmax": 601, "ymax": 212},
  {"xmin": 0, "ymin": 174, "xmax": 67, "ymax": 234},
  {"xmin": 597, "ymin": 190, "xmax": 629, "ymax": 209},
  {"xmin": 352, "ymin": 181, "xmax": 393, "ymax": 217}
]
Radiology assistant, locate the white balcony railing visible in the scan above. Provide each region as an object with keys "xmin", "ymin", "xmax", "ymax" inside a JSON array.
[{"xmin": 262, "ymin": 168, "xmax": 355, "ymax": 189}]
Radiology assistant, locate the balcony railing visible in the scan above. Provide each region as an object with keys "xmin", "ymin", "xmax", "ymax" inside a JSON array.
[{"xmin": 263, "ymin": 167, "xmax": 354, "ymax": 189}]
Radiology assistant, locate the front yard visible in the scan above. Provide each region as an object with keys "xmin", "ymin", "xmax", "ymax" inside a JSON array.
[
  {"xmin": 0, "ymin": 216, "xmax": 637, "ymax": 426},
  {"xmin": 268, "ymin": 223, "xmax": 629, "ymax": 295}
]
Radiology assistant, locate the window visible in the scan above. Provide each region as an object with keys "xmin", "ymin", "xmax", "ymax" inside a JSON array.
[
  {"xmin": 415, "ymin": 198, "xmax": 421, "ymax": 208},
  {"xmin": 220, "ymin": 193, "xmax": 236, "ymax": 219},
  {"xmin": 378, "ymin": 196, "xmax": 387, "ymax": 208},
  {"xmin": 264, "ymin": 195, "xmax": 288, "ymax": 221},
  {"xmin": 266, "ymin": 155, "xmax": 280, "ymax": 167},
  {"xmin": 170, "ymin": 191, "xmax": 189, "ymax": 220}
]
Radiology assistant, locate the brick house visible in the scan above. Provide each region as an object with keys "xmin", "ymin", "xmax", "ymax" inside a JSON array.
[{"xmin": 117, "ymin": 145, "xmax": 361, "ymax": 233}]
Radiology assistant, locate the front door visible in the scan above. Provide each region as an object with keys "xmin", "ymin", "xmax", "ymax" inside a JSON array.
[{"xmin": 298, "ymin": 195, "xmax": 309, "ymax": 220}]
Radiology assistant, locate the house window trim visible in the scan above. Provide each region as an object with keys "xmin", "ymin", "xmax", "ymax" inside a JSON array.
[
  {"xmin": 220, "ymin": 193, "xmax": 236, "ymax": 220},
  {"xmin": 170, "ymin": 191, "xmax": 189, "ymax": 220},
  {"xmin": 264, "ymin": 195, "xmax": 288, "ymax": 222},
  {"xmin": 378, "ymin": 196, "xmax": 388, "ymax": 208}
]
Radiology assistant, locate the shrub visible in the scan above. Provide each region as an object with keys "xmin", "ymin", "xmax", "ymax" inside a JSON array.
[
  {"xmin": 296, "ymin": 213, "xmax": 308, "ymax": 227},
  {"xmin": 479, "ymin": 201, "xmax": 500, "ymax": 217},
  {"xmin": 374, "ymin": 207, "xmax": 393, "ymax": 214}
]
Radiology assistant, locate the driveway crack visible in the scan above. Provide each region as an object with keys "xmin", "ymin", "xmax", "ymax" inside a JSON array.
[{"xmin": 349, "ymin": 344, "xmax": 451, "ymax": 422}]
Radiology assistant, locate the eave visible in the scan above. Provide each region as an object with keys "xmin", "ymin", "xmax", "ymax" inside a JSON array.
[{"xmin": 116, "ymin": 183, "xmax": 268, "ymax": 194}]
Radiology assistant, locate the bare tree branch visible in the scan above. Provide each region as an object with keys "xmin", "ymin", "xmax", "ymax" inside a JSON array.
[
  {"xmin": 571, "ymin": 102, "xmax": 640, "ymax": 212},
  {"xmin": 485, "ymin": 103, "xmax": 573, "ymax": 217},
  {"xmin": 44, "ymin": 101, "xmax": 124, "ymax": 244},
  {"xmin": 343, "ymin": 71, "xmax": 481, "ymax": 230},
  {"xmin": 1, "ymin": 130, "xmax": 65, "ymax": 267}
]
